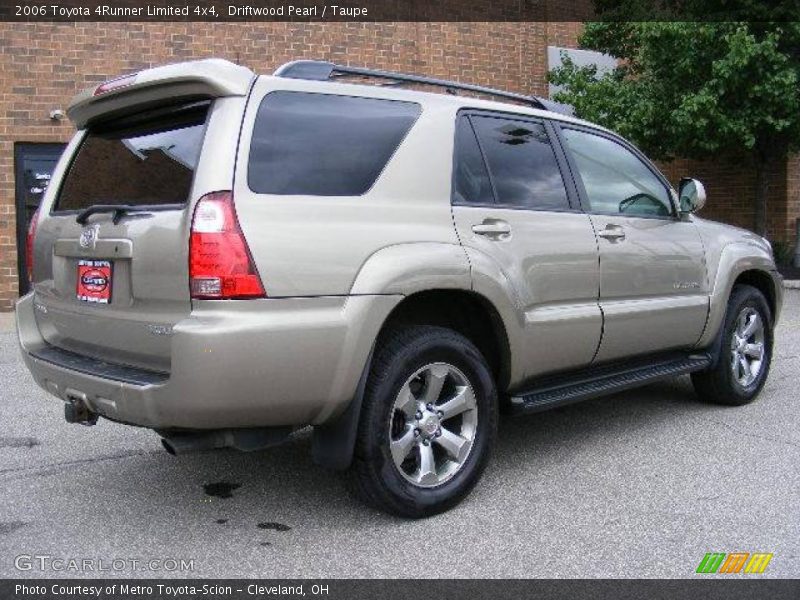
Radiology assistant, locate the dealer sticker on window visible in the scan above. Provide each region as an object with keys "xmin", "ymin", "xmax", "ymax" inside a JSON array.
[{"xmin": 76, "ymin": 259, "xmax": 113, "ymax": 304}]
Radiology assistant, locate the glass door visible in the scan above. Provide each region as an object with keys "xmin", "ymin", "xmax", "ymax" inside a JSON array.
[{"xmin": 14, "ymin": 143, "xmax": 65, "ymax": 295}]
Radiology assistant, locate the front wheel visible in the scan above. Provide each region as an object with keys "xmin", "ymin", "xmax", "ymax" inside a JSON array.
[
  {"xmin": 692, "ymin": 284, "xmax": 773, "ymax": 406},
  {"xmin": 351, "ymin": 326, "xmax": 497, "ymax": 518}
]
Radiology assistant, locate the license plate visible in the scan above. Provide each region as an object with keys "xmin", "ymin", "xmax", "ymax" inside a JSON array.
[{"xmin": 76, "ymin": 260, "xmax": 113, "ymax": 304}]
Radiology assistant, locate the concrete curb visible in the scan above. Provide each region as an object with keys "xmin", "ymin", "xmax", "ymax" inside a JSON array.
[{"xmin": 785, "ymin": 280, "xmax": 800, "ymax": 290}]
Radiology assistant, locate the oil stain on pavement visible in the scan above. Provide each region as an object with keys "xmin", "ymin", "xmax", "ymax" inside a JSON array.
[
  {"xmin": 203, "ymin": 481, "xmax": 241, "ymax": 499},
  {"xmin": 0, "ymin": 437, "xmax": 40, "ymax": 449},
  {"xmin": 0, "ymin": 521, "xmax": 27, "ymax": 535},
  {"xmin": 257, "ymin": 522, "xmax": 292, "ymax": 532}
]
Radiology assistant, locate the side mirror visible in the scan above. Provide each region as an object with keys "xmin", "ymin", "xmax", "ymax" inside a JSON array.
[{"xmin": 678, "ymin": 177, "xmax": 707, "ymax": 214}]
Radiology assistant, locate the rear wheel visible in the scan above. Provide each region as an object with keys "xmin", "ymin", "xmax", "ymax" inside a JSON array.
[
  {"xmin": 351, "ymin": 326, "xmax": 497, "ymax": 518},
  {"xmin": 692, "ymin": 284, "xmax": 773, "ymax": 406}
]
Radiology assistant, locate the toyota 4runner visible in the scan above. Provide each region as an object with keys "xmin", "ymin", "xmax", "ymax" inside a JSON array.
[{"xmin": 17, "ymin": 59, "xmax": 783, "ymax": 517}]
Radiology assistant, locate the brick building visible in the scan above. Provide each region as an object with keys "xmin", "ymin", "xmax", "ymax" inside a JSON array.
[{"xmin": 0, "ymin": 22, "xmax": 797, "ymax": 311}]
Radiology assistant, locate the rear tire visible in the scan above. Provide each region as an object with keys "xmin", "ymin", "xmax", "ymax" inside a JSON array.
[
  {"xmin": 692, "ymin": 284, "xmax": 773, "ymax": 406},
  {"xmin": 351, "ymin": 325, "xmax": 497, "ymax": 518}
]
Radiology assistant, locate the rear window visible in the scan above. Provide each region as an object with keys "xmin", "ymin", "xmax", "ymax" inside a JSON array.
[
  {"xmin": 248, "ymin": 91, "xmax": 421, "ymax": 196},
  {"xmin": 55, "ymin": 101, "xmax": 209, "ymax": 212}
]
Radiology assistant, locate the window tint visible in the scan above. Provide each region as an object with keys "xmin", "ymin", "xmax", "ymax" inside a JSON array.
[
  {"xmin": 561, "ymin": 128, "xmax": 672, "ymax": 217},
  {"xmin": 452, "ymin": 116, "xmax": 494, "ymax": 205},
  {"xmin": 470, "ymin": 115, "xmax": 569, "ymax": 211},
  {"xmin": 56, "ymin": 102, "xmax": 208, "ymax": 211},
  {"xmin": 248, "ymin": 92, "xmax": 420, "ymax": 196}
]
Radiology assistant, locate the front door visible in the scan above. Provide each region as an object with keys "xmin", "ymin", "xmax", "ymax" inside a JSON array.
[
  {"xmin": 557, "ymin": 125, "xmax": 709, "ymax": 362},
  {"xmin": 450, "ymin": 112, "xmax": 602, "ymax": 381},
  {"xmin": 14, "ymin": 143, "xmax": 65, "ymax": 295}
]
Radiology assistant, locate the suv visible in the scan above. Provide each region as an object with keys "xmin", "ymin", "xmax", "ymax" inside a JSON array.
[{"xmin": 17, "ymin": 59, "xmax": 783, "ymax": 517}]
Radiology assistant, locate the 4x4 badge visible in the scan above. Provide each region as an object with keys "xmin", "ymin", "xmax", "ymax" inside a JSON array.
[{"xmin": 79, "ymin": 225, "xmax": 99, "ymax": 249}]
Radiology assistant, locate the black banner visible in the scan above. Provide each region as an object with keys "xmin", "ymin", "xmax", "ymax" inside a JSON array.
[
  {"xmin": 2, "ymin": 579, "xmax": 800, "ymax": 600},
  {"xmin": 1, "ymin": 0, "xmax": 799, "ymax": 22}
]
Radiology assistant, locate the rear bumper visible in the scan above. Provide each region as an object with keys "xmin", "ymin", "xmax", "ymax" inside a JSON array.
[{"xmin": 16, "ymin": 292, "xmax": 400, "ymax": 429}]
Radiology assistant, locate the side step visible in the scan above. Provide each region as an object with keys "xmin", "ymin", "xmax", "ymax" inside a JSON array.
[{"xmin": 509, "ymin": 353, "xmax": 712, "ymax": 414}]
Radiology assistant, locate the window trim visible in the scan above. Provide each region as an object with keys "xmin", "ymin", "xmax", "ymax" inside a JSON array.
[
  {"xmin": 246, "ymin": 90, "xmax": 422, "ymax": 198},
  {"xmin": 553, "ymin": 122, "xmax": 679, "ymax": 221},
  {"xmin": 451, "ymin": 109, "xmax": 581, "ymax": 214}
]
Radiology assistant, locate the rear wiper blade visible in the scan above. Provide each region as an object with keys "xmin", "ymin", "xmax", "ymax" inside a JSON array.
[{"xmin": 75, "ymin": 205, "xmax": 150, "ymax": 225}]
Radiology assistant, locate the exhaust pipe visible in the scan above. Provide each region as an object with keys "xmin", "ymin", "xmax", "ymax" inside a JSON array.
[
  {"xmin": 160, "ymin": 427, "xmax": 292, "ymax": 455},
  {"xmin": 161, "ymin": 432, "xmax": 229, "ymax": 455}
]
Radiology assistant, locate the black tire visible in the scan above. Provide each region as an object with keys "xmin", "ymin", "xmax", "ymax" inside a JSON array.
[
  {"xmin": 351, "ymin": 325, "xmax": 497, "ymax": 518},
  {"xmin": 691, "ymin": 284, "xmax": 773, "ymax": 406}
]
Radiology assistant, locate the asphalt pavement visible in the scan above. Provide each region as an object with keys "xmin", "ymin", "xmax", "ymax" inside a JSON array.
[{"xmin": 1, "ymin": 292, "xmax": 798, "ymax": 579}]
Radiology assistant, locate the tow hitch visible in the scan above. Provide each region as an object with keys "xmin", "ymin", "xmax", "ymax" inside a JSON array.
[{"xmin": 64, "ymin": 392, "xmax": 98, "ymax": 426}]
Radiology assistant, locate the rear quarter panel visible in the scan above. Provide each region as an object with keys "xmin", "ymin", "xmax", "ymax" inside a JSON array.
[{"xmin": 233, "ymin": 77, "xmax": 463, "ymax": 297}]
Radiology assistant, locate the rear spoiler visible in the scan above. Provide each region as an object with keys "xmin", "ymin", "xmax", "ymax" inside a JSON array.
[{"xmin": 68, "ymin": 58, "xmax": 255, "ymax": 129}]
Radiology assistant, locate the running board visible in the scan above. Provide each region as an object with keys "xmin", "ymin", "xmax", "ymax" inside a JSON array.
[{"xmin": 509, "ymin": 353, "xmax": 712, "ymax": 414}]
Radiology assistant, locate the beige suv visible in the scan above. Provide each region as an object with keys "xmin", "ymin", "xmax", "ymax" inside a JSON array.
[{"xmin": 17, "ymin": 59, "xmax": 783, "ymax": 517}]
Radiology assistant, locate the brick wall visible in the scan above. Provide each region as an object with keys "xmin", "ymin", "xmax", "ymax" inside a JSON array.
[{"xmin": 784, "ymin": 157, "xmax": 800, "ymax": 260}]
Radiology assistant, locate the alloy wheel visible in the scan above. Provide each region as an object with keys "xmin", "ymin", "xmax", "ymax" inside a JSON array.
[
  {"xmin": 730, "ymin": 307, "xmax": 766, "ymax": 387},
  {"xmin": 388, "ymin": 362, "xmax": 478, "ymax": 488}
]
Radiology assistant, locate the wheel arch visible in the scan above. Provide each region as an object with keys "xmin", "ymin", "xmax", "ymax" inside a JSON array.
[
  {"xmin": 733, "ymin": 269, "xmax": 778, "ymax": 320},
  {"xmin": 312, "ymin": 287, "xmax": 512, "ymax": 471},
  {"xmin": 696, "ymin": 241, "xmax": 781, "ymax": 349},
  {"xmin": 377, "ymin": 289, "xmax": 512, "ymax": 391}
]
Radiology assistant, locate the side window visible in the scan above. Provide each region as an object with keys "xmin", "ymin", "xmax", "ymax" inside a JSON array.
[
  {"xmin": 248, "ymin": 92, "xmax": 420, "ymax": 196},
  {"xmin": 452, "ymin": 116, "xmax": 494, "ymax": 205},
  {"xmin": 470, "ymin": 115, "xmax": 569, "ymax": 211},
  {"xmin": 561, "ymin": 128, "xmax": 673, "ymax": 218}
]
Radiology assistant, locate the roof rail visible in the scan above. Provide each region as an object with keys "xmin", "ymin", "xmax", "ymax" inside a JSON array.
[{"xmin": 273, "ymin": 60, "xmax": 573, "ymax": 115}]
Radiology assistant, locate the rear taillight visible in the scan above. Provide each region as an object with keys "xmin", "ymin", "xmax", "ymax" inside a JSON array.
[
  {"xmin": 26, "ymin": 208, "xmax": 40, "ymax": 284},
  {"xmin": 189, "ymin": 191, "xmax": 265, "ymax": 299},
  {"xmin": 93, "ymin": 74, "xmax": 137, "ymax": 96}
]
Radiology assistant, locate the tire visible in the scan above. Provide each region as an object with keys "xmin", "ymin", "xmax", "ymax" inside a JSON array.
[
  {"xmin": 692, "ymin": 284, "xmax": 773, "ymax": 406},
  {"xmin": 351, "ymin": 325, "xmax": 497, "ymax": 518}
]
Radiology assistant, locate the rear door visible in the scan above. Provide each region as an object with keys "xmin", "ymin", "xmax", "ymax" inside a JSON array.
[
  {"xmin": 32, "ymin": 98, "xmax": 241, "ymax": 372},
  {"xmin": 556, "ymin": 124, "xmax": 709, "ymax": 362},
  {"xmin": 451, "ymin": 111, "xmax": 602, "ymax": 380}
]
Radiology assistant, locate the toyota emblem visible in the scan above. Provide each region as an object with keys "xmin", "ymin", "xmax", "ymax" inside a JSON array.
[{"xmin": 79, "ymin": 225, "xmax": 99, "ymax": 249}]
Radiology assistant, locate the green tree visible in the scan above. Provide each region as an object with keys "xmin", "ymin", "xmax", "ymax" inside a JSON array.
[{"xmin": 549, "ymin": 21, "xmax": 800, "ymax": 237}]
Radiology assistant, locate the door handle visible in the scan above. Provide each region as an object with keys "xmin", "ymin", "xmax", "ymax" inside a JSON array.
[
  {"xmin": 597, "ymin": 225, "xmax": 626, "ymax": 242},
  {"xmin": 472, "ymin": 220, "xmax": 511, "ymax": 237}
]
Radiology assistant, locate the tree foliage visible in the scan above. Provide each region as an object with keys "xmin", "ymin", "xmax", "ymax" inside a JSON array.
[{"xmin": 550, "ymin": 22, "xmax": 800, "ymax": 162}]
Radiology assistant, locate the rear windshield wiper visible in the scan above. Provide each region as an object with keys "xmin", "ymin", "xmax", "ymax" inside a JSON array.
[{"xmin": 76, "ymin": 205, "xmax": 151, "ymax": 225}]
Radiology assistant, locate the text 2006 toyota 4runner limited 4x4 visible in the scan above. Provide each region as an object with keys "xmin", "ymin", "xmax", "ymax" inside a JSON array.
[{"xmin": 17, "ymin": 59, "xmax": 783, "ymax": 517}]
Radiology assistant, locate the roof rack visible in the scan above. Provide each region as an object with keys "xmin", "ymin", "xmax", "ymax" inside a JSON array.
[{"xmin": 273, "ymin": 60, "xmax": 573, "ymax": 115}]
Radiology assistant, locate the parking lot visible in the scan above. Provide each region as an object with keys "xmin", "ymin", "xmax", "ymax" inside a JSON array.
[{"xmin": 1, "ymin": 291, "xmax": 798, "ymax": 579}]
